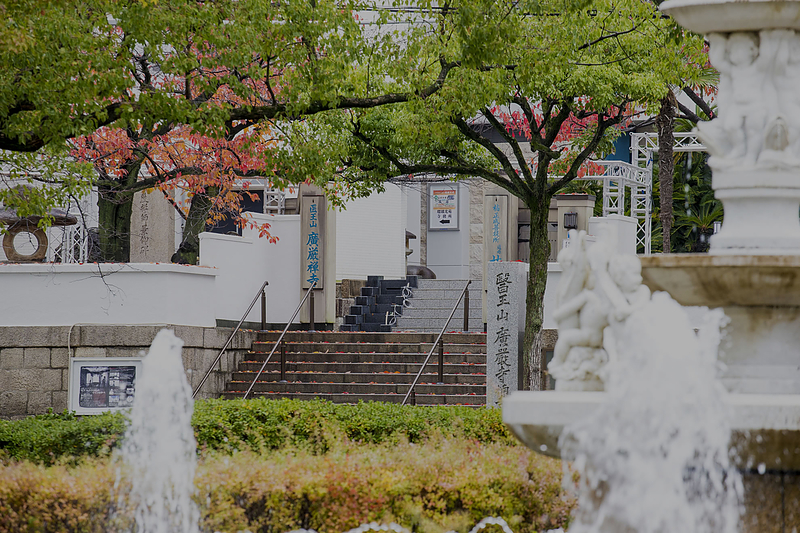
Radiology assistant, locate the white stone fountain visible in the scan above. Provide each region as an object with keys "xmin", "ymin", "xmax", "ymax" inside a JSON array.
[{"xmin": 503, "ymin": 2, "xmax": 800, "ymax": 530}]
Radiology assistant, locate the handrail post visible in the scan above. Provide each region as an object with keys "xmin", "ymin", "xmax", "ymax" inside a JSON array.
[
  {"xmin": 192, "ymin": 279, "xmax": 268, "ymax": 399},
  {"xmin": 242, "ymin": 281, "xmax": 316, "ymax": 400},
  {"xmin": 463, "ymin": 285, "xmax": 469, "ymax": 332},
  {"xmin": 401, "ymin": 280, "xmax": 470, "ymax": 405},
  {"xmin": 437, "ymin": 337, "xmax": 444, "ymax": 384},
  {"xmin": 261, "ymin": 288, "xmax": 267, "ymax": 331},
  {"xmin": 309, "ymin": 290, "xmax": 315, "ymax": 331},
  {"xmin": 410, "ymin": 389, "xmax": 416, "ymax": 406},
  {"xmin": 279, "ymin": 341, "xmax": 287, "ymax": 382}
]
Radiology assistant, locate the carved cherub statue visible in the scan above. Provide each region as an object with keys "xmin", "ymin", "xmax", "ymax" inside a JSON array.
[
  {"xmin": 700, "ymin": 32, "xmax": 771, "ymax": 166},
  {"xmin": 549, "ymin": 232, "xmax": 652, "ymax": 390},
  {"xmin": 599, "ymin": 254, "xmax": 651, "ymax": 370},
  {"xmin": 760, "ymin": 29, "xmax": 800, "ymax": 167},
  {"xmin": 548, "ymin": 232, "xmax": 609, "ymax": 390}
]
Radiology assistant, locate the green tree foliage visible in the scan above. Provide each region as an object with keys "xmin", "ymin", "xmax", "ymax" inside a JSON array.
[
  {"xmin": 293, "ymin": 0, "xmax": 705, "ymax": 388},
  {"xmin": 0, "ymin": 1, "xmax": 464, "ymax": 259}
]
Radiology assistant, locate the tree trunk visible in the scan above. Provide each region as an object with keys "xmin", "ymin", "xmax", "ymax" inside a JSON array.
[
  {"xmin": 657, "ymin": 92, "xmax": 676, "ymax": 253},
  {"xmin": 521, "ymin": 194, "xmax": 550, "ymax": 391},
  {"xmin": 97, "ymin": 187, "xmax": 134, "ymax": 262},
  {"xmin": 172, "ymin": 187, "xmax": 220, "ymax": 264}
]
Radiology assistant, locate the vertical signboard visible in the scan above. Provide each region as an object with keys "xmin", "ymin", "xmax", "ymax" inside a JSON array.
[
  {"xmin": 301, "ymin": 195, "xmax": 325, "ymax": 289},
  {"xmin": 484, "ymin": 195, "xmax": 508, "ymax": 263},
  {"xmin": 68, "ymin": 358, "xmax": 143, "ymax": 415},
  {"xmin": 428, "ymin": 183, "xmax": 459, "ymax": 230},
  {"xmin": 486, "ymin": 261, "xmax": 524, "ymax": 408}
]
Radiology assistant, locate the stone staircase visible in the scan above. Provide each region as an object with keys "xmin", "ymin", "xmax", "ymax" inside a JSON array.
[
  {"xmin": 395, "ymin": 279, "xmax": 484, "ymax": 333},
  {"xmin": 340, "ymin": 276, "xmax": 417, "ymax": 332},
  {"xmin": 224, "ymin": 331, "xmax": 487, "ymax": 405}
]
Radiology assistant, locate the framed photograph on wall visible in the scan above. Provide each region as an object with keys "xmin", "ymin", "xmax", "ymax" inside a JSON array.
[
  {"xmin": 68, "ymin": 358, "xmax": 143, "ymax": 415},
  {"xmin": 428, "ymin": 183, "xmax": 459, "ymax": 230}
]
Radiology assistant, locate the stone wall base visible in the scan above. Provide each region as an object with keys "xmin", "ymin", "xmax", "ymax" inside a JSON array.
[{"xmin": 0, "ymin": 325, "xmax": 258, "ymax": 419}]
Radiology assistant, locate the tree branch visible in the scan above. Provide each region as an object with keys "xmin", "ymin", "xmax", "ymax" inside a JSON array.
[
  {"xmin": 682, "ymin": 86, "xmax": 715, "ymax": 119},
  {"xmin": 547, "ymin": 108, "xmax": 623, "ymax": 196}
]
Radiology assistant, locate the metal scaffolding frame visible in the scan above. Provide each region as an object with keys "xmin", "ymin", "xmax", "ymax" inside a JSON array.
[{"xmin": 579, "ymin": 131, "xmax": 707, "ymax": 255}]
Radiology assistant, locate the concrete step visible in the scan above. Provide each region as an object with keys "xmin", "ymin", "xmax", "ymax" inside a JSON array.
[
  {"xmin": 222, "ymin": 391, "xmax": 486, "ymax": 406},
  {"xmin": 256, "ymin": 331, "xmax": 486, "ymax": 344},
  {"xmin": 251, "ymin": 341, "xmax": 486, "ymax": 354},
  {"xmin": 236, "ymin": 361, "xmax": 486, "ymax": 374},
  {"xmin": 417, "ymin": 279, "xmax": 482, "ymax": 290},
  {"xmin": 242, "ymin": 352, "xmax": 486, "ymax": 364},
  {"xmin": 230, "ymin": 371, "xmax": 485, "ymax": 384},
  {"xmin": 399, "ymin": 307, "xmax": 483, "ymax": 319},
  {"xmin": 226, "ymin": 381, "xmax": 485, "ymax": 395},
  {"xmin": 394, "ymin": 317, "xmax": 485, "ymax": 331},
  {"xmin": 407, "ymin": 289, "xmax": 484, "ymax": 302}
]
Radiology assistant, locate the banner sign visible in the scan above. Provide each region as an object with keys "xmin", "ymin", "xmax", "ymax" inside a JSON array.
[
  {"xmin": 484, "ymin": 195, "xmax": 508, "ymax": 262},
  {"xmin": 301, "ymin": 194, "xmax": 325, "ymax": 289}
]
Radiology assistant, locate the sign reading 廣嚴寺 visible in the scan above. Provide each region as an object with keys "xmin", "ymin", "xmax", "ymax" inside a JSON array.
[
  {"xmin": 301, "ymin": 194, "xmax": 325, "ymax": 290},
  {"xmin": 486, "ymin": 261, "xmax": 525, "ymax": 408},
  {"xmin": 429, "ymin": 183, "xmax": 459, "ymax": 230}
]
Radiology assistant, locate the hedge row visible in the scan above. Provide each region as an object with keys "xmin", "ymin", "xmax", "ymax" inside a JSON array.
[
  {"xmin": 192, "ymin": 398, "xmax": 518, "ymax": 454},
  {"xmin": 0, "ymin": 438, "xmax": 573, "ymax": 533},
  {"xmin": 0, "ymin": 399, "xmax": 518, "ymax": 464}
]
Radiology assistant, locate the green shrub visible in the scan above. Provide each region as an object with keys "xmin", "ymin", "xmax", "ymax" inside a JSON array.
[
  {"xmin": 192, "ymin": 399, "xmax": 518, "ymax": 455},
  {"xmin": 0, "ymin": 400, "xmax": 518, "ymax": 464},
  {"xmin": 0, "ymin": 438, "xmax": 573, "ymax": 533},
  {"xmin": 0, "ymin": 410, "xmax": 127, "ymax": 465}
]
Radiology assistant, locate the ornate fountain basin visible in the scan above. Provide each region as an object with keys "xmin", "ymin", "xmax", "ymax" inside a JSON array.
[
  {"xmin": 641, "ymin": 255, "xmax": 800, "ymax": 393},
  {"xmin": 503, "ymin": 391, "xmax": 800, "ymax": 469},
  {"xmin": 660, "ymin": 0, "xmax": 800, "ymax": 33}
]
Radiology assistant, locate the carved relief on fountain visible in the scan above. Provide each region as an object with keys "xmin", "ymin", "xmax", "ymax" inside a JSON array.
[{"xmin": 699, "ymin": 30, "xmax": 800, "ymax": 171}]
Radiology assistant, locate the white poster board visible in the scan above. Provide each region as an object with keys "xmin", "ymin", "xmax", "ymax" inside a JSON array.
[
  {"xmin": 428, "ymin": 183, "xmax": 459, "ymax": 230},
  {"xmin": 68, "ymin": 358, "xmax": 143, "ymax": 415}
]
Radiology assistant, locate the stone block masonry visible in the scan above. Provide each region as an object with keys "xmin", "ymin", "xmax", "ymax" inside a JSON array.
[{"xmin": 0, "ymin": 325, "xmax": 258, "ymax": 419}]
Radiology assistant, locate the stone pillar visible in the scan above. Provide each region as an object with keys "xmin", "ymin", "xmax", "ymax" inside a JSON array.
[
  {"xmin": 486, "ymin": 261, "xmax": 527, "ymax": 407},
  {"xmin": 554, "ymin": 194, "xmax": 595, "ymax": 258},
  {"xmin": 130, "ymin": 190, "xmax": 176, "ymax": 263}
]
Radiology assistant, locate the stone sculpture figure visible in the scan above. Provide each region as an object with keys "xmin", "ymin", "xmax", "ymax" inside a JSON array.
[
  {"xmin": 549, "ymin": 231, "xmax": 609, "ymax": 391},
  {"xmin": 549, "ymin": 232, "xmax": 651, "ymax": 390},
  {"xmin": 762, "ymin": 29, "xmax": 800, "ymax": 167},
  {"xmin": 700, "ymin": 29, "xmax": 800, "ymax": 170},
  {"xmin": 700, "ymin": 32, "xmax": 772, "ymax": 166}
]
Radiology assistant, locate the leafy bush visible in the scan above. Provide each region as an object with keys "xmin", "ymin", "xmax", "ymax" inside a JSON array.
[
  {"xmin": 192, "ymin": 399, "xmax": 518, "ymax": 455},
  {"xmin": 0, "ymin": 438, "xmax": 573, "ymax": 533},
  {"xmin": 0, "ymin": 400, "xmax": 517, "ymax": 463},
  {"xmin": 0, "ymin": 410, "xmax": 127, "ymax": 465}
]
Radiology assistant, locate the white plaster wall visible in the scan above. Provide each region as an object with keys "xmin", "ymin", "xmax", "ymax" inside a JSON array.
[
  {"xmin": 0, "ymin": 263, "xmax": 217, "ymax": 326},
  {"xmin": 543, "ymin": 263, "xmax": 563, "ymax": 329},
  {"xmin": 336, "ymin": 184, "xmax": 406, "ymax": 280},
  {"xmin": 199, "ymin": 213, "xmax": 301, "ymax": 324},
  {"xmin": 403, "ymin": 184, "xmax": 422, "ymax": 265},
  {"xmin": 427, "ymin": 181, "xmax": 471, "ymax": 279},
  {"xmin": 588, "ymin": 215, "xmax": 638, "ymax": 256}
]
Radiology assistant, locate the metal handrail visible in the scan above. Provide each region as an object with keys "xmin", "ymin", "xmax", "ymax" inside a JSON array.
[
  {"xmin": 242, "ymin": 281, "xmax": 317, "ymax": 400},
  {"xmin": 402, "ymin": 280, "xmax": 471, "ymax": 406},
  {"xmin": 192, "ymin": 280, "xmax": 269, "ymax": 399}
]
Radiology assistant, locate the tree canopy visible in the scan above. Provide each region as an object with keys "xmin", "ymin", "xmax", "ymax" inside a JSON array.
[
  {"xmin": 0, "ymin": 0, "xmax": 705, "ymax": 385},
  {"xmin": 282, "ymin": 0, "xmax": 706, "ymax": 386}
]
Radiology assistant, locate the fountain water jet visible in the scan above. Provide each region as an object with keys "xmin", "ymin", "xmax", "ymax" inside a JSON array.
[{"xmin": 117, "ymin": 329, "xmax": 200, "ymax": 533}]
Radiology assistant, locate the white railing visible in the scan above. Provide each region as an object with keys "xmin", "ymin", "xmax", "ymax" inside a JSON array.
[{"xmin": 47, "ymin": 225, "xmax": 91, "ymax": 263}]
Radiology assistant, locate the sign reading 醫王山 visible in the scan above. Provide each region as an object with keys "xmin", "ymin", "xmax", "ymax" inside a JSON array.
[
  {"xmin": 429, "ymin": 183, "xmax": 459, "ymax": 230},
  {"xmin": 301, "ymin": 194, "xmax": 325, "ymax": 290}
]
